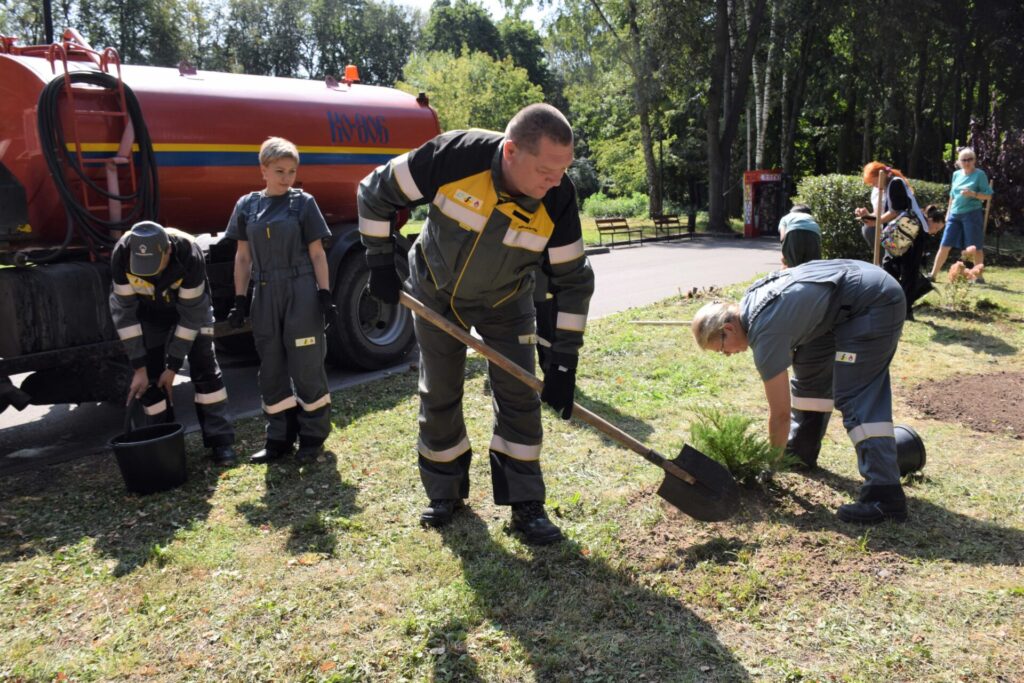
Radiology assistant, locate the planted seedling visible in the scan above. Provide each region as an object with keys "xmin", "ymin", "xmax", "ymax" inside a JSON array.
[{"xmin": 689, "ymin": 406, "xmax": 799, "ymax": 487}]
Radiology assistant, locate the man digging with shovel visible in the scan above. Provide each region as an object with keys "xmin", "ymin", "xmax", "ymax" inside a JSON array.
[
  {"xmin": 356, "ymin": 104, "xmax": 594, "ymax": 545},
  {"xmin": 692, "ymin": 259, "xmax": 909, "ymax": 525}
]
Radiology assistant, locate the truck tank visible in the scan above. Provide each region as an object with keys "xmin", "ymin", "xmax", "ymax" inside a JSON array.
[{"xmin": 0, "ymin": 31, "xmax": 440, "ymax": 412}]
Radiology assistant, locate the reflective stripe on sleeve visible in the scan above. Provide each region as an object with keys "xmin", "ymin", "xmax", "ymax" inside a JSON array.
[
  {"xmin": 418, "ymin": 435, "xmax": 472, "ymax": 463},
  {"xmin": 359, "ymin": 216, "xmax": 392, "ymax": 238},
  {"xmin": 262, "ymin": 395, "xmax": 298, "ymax": 414},
  {"xmin": 174, "ymin": 325, "xmax": 199, "ymax": 341},
  {"xmin": 178, "ymin": 282, "xmax": 205, "ymax": 300},
  {"xmin": 433, "ymin": 192, "xmax": 486, "ymax": 232},
  {"xmin": 194, "ymin": 387, "xmax": 228, "ymax": 405},
  {"xmin": 113, "ymin": 282, "xmax": 135, "ymax": 296},
  {"xmin": 143, "ymin": 400, "xmax": 167, "ymax": 416},
  {"xmin": 548, "ymin": 238, "xmax": 585, "ymax": 264},
  {"xmin": 502, "ymin": 227, "xmax": 548, "ymax": 252},
  {"xmin": 489, "ymin": 435, "xmax": 541, "ymax": 462},
  {"xmin": 556, "ymin": 311, "xmax": 587, "ymax": 332},
  {"xmin": 392, "ymin": 153, "xmax": 424, "ymax": 201},
  {"xmin": 117, "ymin": 324, "xmax": 143, "ymax": 340},
  {"xmin": 848, "ymin": 422, "xmax": 894, "ymax": 444},
  {"xmin": 791, "ymin": 396, "xmax": 835, "ymax": 412},
  {"xmin": 297, "ymin": 393, "xmax": 331, "ymax": 411}
]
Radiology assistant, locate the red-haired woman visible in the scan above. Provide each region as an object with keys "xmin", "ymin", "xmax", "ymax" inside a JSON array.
[{"xmin": 853, "ymin": 162, "xmax": 936, "ymax": 321}]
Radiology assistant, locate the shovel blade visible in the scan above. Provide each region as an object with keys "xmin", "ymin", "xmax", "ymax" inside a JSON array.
[{"xmin": 656, "ymin": 444, "xmax": 741, "ymax": 521}]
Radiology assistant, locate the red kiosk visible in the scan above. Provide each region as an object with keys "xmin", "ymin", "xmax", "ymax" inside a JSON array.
[{"xmin": 743, "ymin": 169, "xmax": 785, "ymax": 238}]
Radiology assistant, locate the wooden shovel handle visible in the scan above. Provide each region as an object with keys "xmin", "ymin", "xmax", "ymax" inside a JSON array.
[{"xmin": 399, "ymin": 292, "xmax": 697, "ymax": 485}]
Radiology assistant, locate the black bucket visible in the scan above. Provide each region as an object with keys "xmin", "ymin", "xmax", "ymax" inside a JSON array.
[
  {"xmin": 110, "ymin": 399, "xmax": 187, "ymax": 495},
  {"xmin": 895, "ymin": 424, "xmax": 926, "ymax": 476}
]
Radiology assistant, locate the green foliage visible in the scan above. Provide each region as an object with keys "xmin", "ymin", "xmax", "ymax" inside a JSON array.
[
  {"xmin": 688, "ymin": 407, "xmax": 793, "ymax": 486},
  {"xmin": 397, "ymin": 50, "xmax": 543, "ymax": 132},
  {"xmin": 419, "ymin": 0, "xmax": 502, "ymax": 59},
  {"xmin": 581, "ymin": 192, "xmax": 649, "ymax": 218},
  {"xmin": 589, "ymin": 125, "xmax": 649, "ymax": 196},
  {"xmin": 794, "ymin": 174, "xmax": 872, "ymax": 260},
  {"xmin": 795, "ymin": 174, "xmax": 951, "ymax": 260}
]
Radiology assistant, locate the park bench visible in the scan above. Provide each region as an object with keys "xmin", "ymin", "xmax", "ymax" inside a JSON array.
[
  {"xmin": 595, "ymin": 216, "xmax": 643, "ymax": 247},
  {"xmin": 652, "ymin": 214, "xmax": 692, "ymax": 241}
]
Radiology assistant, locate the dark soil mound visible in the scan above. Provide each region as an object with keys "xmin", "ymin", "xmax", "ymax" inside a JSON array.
[{"xmin": 908, "ymin": 372, "xmax": 1024, "ymax": 439}]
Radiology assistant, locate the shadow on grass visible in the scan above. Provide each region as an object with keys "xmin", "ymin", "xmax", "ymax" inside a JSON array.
[
  {"xmin": 769, "ymin": 470, "xmax": 1024, "ymax": 566},
  {"xmin": 431, "ymin": 510, "xmax": 750, "ymax": 682},
  {"xmin": 236, "ymin": 450, "xmax": 360, "ymax": 556},
  {"xmin": 466, "ymin": 354, "xmax": 657, "ymax": 444},
  {"xmin": 0, "ymin": 447, "xmax": 221, "ymax": 576},
  {"xmin": 919, "ymin": 320, "xmax": 1018, "ymax": 355}
]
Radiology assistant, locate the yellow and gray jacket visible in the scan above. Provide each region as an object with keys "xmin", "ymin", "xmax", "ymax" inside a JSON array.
[
  {"xmin": 109, "ymin": 228, "xmax": 214, "ymax": 371},
  {"xmin": 357, "ymin": 129, "xmax": 594, "ymax": 363}
]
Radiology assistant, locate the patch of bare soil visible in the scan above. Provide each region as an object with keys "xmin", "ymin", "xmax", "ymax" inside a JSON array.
[{"xmin": 908, "ymin": 372, "xmax": 1024, "ymax": 439}]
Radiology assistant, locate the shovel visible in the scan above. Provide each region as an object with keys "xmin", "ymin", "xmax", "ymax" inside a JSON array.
[{"xmin": 399, "ymin": 292, "xmax": 740, "ymax": 522}]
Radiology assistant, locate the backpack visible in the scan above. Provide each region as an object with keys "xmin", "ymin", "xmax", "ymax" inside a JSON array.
[{"xmin": 881, "ymin": 212, "xmax": 921, "ymax": 257}]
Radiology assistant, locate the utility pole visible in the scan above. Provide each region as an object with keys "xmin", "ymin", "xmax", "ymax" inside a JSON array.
[{"xmin": 43, "ymin": 0, "xmax": 54, "ymax": 43}]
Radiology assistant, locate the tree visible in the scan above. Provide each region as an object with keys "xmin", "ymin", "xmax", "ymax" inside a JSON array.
[
  {"xmin": 420, "ymin": 0, "xmax": 502, "ymax": 59},
  {"xmin": 497, "ymin": 17, "xmax": 555, "ymax": 97},
  {"xmin": 705, "ymin": 0, "xmax": 768, "ymax": 232},
  {"xmin": 397, "ymin": 50, "xmax": 543, "ymax": 132}
]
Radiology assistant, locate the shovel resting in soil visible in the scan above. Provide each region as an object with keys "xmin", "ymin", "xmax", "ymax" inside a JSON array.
[{"xmin": 399, "ymin": 292, "xmax": 741, "ymax": 522}]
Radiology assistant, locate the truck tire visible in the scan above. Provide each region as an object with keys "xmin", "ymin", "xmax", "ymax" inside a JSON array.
[{"xmin": 327, "ymin": 251, "xmax": 415, "ymax": 369}]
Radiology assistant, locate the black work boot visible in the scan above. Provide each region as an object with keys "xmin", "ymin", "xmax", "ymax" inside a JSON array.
[
  {"xmin": 251, "ymin": 442, "xmax": 293, "ymax": 464},
  {"xmin": 295, "ymin": 439, "xmax": 324, "ymax": 464},
  {"xmin": 209, "ymin": 445, "xmax": 237, "ymax": 466},
  {"xmin": 420, "ymin": 499, "xmax": 466, "ymax": 528},
  {"xmin": 510, "ymin": 501, "xmax": 564, "ymax": 545},
  {"xmin": 836, "ymin": 484, "xmax": 908, "ymax": 525}
]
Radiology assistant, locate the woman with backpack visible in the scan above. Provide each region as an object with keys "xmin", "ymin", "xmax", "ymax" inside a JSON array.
[{"xmin": 854, "ymin": 162, "xmax": 939, "ymax": 321}]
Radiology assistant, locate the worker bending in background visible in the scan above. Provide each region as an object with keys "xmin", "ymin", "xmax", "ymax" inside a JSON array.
[
  {"xmin": 692, "ymin": 259, "xmax": 909, "ymax": 525},
  {"xmin": 226, "ymin": 137, "xmax": 337, "ymax": 464},
  {"xmin": 357, "ymin": 103, "xmax": 595, "ymax": 545},
  {"xmin": 109, "ymin": 221, "xmax": 236, "ymax": 465},
  {"xmin": 776, "ymin": 203, "xmax": 821, "ymax": 268}
]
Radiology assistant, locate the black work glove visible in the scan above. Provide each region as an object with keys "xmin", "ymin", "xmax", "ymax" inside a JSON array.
[
  {"xmin": 317, "ymin": 288, "xmax": 339, "ymax": 329},
  {"xmin": 541, "ymin": 358, "xmax": 576, "ymax": 420},
  {"xmin": 226, "ymin": 295, "xmax": 248, "ymax": 328},
  {"xmin": 366, "ymin": 254, "xmax": 401, "ymax": 305}
]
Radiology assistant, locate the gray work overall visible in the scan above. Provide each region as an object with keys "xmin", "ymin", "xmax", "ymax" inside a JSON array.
[
  {"xmin": 745, "ymin": 261, "xmax": 906, "ymax": 487},
  {"xmin": 409, "ymin": 244, "xmax": 545, "ymax": 505},
  {"xmin": 243, "ymin": 191, "xmax": 330, "ymax": 449}
]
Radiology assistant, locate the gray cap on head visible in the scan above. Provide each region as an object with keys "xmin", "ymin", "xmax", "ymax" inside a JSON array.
[{"xmin": 127, "ymin": 221, "xmax": 169, "ymax": 276}]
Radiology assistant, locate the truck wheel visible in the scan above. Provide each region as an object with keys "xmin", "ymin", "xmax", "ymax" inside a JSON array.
[{"xmin": 327, "ymin": 252, "xmax": 415, "ymax": 369}]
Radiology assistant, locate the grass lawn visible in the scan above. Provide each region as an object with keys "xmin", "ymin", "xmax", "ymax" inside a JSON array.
[{"xmin": 2, "ymin": 267, "xmax": 1022, "ymax": 682}]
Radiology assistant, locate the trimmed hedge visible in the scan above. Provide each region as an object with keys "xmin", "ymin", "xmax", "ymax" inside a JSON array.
[
  {"xmin": 581, "ymin": 191, "xmax": 649, "ymax": 218},
  {"xmin": 794, "ymin": 174, "xmax": 949, "ymax": 259}
]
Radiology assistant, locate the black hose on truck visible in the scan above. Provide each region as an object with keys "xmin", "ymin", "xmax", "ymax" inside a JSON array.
[{"xmin": 34, "ymin": 71, "xmax": 159, "ymax": 261}]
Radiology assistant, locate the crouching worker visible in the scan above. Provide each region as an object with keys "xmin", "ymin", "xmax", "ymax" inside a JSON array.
[
  {"xmin": 777, "ymin": 204, "xmax": 821, "ymax": 268},
  {"xmin": 110, "ymin": 221, "xmax": 237, "ymax": 465},
  {"xmin": 691, "ymin": 259, "xmax": 908, "ymax": 524},
  {"xmin": 356, "ymin": 103, "xmax": 595, "ymax": 545}
]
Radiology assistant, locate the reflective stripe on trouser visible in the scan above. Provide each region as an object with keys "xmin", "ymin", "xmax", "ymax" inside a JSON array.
[
  {"xmin": 142, "ymin": 329, "xmax": 234, "ymax": 448},
  {"xmin": 253, "ymin": 273, "xmax": 331, "ymax": 446},
  {"xmin": 413, "ymin": 284, "xmax": 544, "ymax": 505},
  {"xmin": 793, "ymin": 269, "xmax": 906, "ymax": 486},
  {"xmin": 788, "ymin": 332, "xmax": 836, "ymax": 464}
]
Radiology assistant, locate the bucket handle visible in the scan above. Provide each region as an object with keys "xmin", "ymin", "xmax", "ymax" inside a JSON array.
[{"xmin": 124, "ymin": 390, "xmax": 176, "ymax": 433}]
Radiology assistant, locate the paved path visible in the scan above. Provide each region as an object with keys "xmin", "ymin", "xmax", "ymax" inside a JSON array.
[{"xmin": 0, "ymin": 237, "xmax": 780, "ymax": 472}]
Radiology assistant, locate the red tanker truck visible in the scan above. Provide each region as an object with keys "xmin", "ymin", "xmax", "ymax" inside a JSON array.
[{"xmin": 0, "ymin": 29, "xmax": 440, "ymax": 415}]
